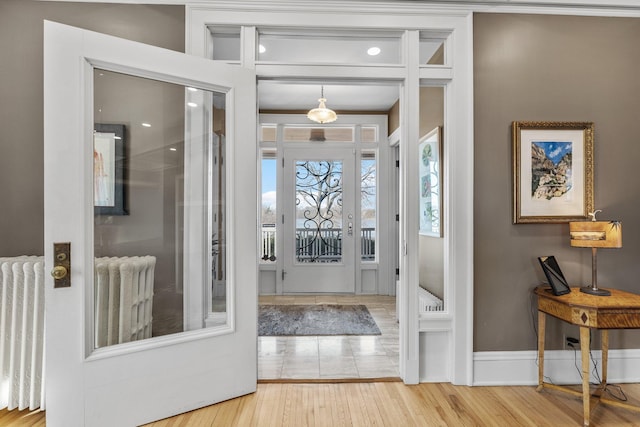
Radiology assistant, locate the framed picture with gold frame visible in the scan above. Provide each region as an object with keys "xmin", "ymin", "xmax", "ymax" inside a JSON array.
[{"xmin": 512, "ymin": 121, "xmax": 593, "ymax": 224}]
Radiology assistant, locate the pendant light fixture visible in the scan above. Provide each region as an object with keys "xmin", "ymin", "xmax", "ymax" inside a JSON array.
[{"xmin": 307, "ymin": 86, "xmax": 337, "ymax": 124}]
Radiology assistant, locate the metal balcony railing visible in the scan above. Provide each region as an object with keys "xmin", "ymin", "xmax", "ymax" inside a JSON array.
[{"xmin": 260, "ymin": 225, "xmax": 375, "ymax": 262}]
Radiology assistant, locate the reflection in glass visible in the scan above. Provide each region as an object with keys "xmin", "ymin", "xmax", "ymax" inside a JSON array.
[
  {"xmin": 210, "ymin": 93, "xmax": 227, "ymax": 315},
  {"xmin": 295, "ymin": 160, "xmax": 343, "ymax": 263},
  {"xmin": 418, "ymin": 85, "xmax": 445, "ymax": 311},
  {"xmin": 93, "ymin": 69, "xmax": 226, "ymax": 349}
]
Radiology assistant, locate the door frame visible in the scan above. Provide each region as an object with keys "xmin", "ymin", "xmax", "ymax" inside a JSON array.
[
  {"xmin": 260, "ymin": 113, "xmax": 392, "ymax": 296},
  {"xmin": 187, "ymin": 3, "xmax": 474, "ymax": 386}
]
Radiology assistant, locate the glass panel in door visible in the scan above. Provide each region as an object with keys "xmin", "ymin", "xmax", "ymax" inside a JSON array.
[
  {"xmin": 295, "ymin": 159, "xmax": 343, "ymax": 263},
  {"xmin": 93, "ymin": 69, "xmax": 227, "ymax": 349}
]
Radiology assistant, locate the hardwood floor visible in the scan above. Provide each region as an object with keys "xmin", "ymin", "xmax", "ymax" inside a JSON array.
[
  {"xmin": 143, "ymin": 382, "xmax": 640, "ymax": 426},
  {"xmin": 4, "ymin": 382, "xmax": 640, "ymax": 426}
]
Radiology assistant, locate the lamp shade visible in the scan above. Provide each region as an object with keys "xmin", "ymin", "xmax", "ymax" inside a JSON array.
[
  {"xmin": 569, "ymin": 220, "xmax": 622, "ymax": 248},
  {"xmin": 307, "ymin": 98, "xmax": 337, "ymax": 124},
  {"xmin": 307, "ymin": 86, "xmax": 337, "ymax": 124}
]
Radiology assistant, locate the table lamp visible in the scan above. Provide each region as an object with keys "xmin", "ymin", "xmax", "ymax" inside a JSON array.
[{"xmin": 569, "ymin": 213, "xmax": 622, "ymax": 296}]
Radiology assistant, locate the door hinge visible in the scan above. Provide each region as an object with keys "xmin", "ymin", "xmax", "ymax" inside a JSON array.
[
  {"xmin": 395, "ymin": 268, "xmax": 400, "ymax": 276},
  {"xmin": 282, "ymin": 157, "xmax": 285, "ymax": 168},
  {"xmin": 395, "ymin": 160, "xmax": 400, "ymax": 168},
  {"xmin": 396, "ymin": 214, "xmax": 399, "ymax": 221},
  {"xmin": 282, "ymin": 214, "xmax": 285, "ymax": 224},
  {"xmin": 282, "ymin": 270, "xmax": 286, "ymax": 281}
]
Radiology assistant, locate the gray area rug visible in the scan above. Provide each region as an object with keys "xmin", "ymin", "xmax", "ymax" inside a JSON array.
[{"xmin": 259, "ymin": 304, "xmax": 381, "ymax": 336}]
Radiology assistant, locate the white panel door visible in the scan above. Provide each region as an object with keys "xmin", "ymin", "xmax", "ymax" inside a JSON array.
[
  {"xmin": 282, "ymin": 148, "xmax": 355, "ymax": 293},
  {"xmin": 43, "ymin": 21, "xmax": 257, "ymax": 426}
]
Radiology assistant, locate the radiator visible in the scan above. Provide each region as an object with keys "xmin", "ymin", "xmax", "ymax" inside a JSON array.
[
  {"xmin": 419, "ymin": 287, "xmax": 444, "ymax": 313},
  {"xmin": 0, "ymin": 255, "xmax": 156, "ymax": 411},
  {"xmin": 94, "ymin": 256, "xmax": 156, "ymax": 348},
  {"xmin": 0, "ymin": 256, "xmax": 45, "ymax": 411}
]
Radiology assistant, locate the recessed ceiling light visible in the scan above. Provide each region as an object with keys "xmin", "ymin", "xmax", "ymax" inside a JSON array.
[
  {"xmin": 169, "ymin": 147, "xmax": 177, "ymax": 152},
  {"xmin": 114, "ymin": 136, "xmax": 122, "ymax": 140},
  {"xmin": 187, "ymin": 87, "xmax": 198, "ymax": 92},
  {"xmin": 187, "ymin": 102, "xmax": 198, "ymax": 108},
  {"xmin": 142, "ymin": 123, "xmax": 151, "ymax": 127},
  {"xmin": 259, "ymin": 44, "xmax": 266, "ymax": 54},
  {"xmin": 367, "ymin": 47, "xmax": 381, "ymax": 56}
]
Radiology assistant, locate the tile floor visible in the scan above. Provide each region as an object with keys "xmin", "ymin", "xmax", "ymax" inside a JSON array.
[{"xmin": 258, "ymin": 295, "xmax": 399, "ymax": 380}]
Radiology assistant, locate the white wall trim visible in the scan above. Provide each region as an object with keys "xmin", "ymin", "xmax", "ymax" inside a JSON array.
[
  {"xmin": 39, "ymin": 1, "xmax": 640, "ymax": 17},
  {"xmin": 473, "ymin": 350, "xmax": 640, "ymax": 386}
]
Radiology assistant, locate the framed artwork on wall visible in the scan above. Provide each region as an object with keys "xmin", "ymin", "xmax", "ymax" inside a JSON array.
[
  {"xmin": 94, "ymin": 123, "xmax": 128, "ymax": 215},
  {"xmin": 512, "ymin": 121, "xmax": 593, "ymax": 224},
  {"xmin": 419, "ymin": 126, "xmax": 442, "ymax": 236}
]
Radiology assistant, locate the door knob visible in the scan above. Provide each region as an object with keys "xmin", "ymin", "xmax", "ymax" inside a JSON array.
[
  {"xmin": 51, "ymin": 265, "xmax": 68, "ymax": 280},
  {"xmin": 52, "ymin": 242, "xmax": 71, "ymax": 288}
]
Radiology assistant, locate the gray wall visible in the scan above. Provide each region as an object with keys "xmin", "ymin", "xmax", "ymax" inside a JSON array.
[
  {"xmin": 0, "ymin": 0, "xmax": 184, "ymax": 256},
  {"xmin": 474, "ymin": 13, "xmax": 640, "ymax": 351},
  {"xmin": 2, "ymin": 2, "xmax": 640, "ymax": 354}
]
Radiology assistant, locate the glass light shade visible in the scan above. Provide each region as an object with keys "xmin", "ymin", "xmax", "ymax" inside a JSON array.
[
  {"xmin": 569, "ymin": 221, "xmax": 622, "ymax": 248},
  {"xmin": 307, "ymin": 98, "xmax": 337, "ymax": 124}
]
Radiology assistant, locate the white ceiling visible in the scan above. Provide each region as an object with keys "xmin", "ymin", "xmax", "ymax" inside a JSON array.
[{"xmin": 258, "ymin": 82, "xmax": 401, "ymax": 111}]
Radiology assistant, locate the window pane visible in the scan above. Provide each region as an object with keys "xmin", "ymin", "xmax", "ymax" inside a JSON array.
[
  {"xmin": 419, "ymin": 37, "xmax": 445, "ymax": 65},
  {"xmin": 210, "ymin": 92, "xmax": 227, "ymax": 315},
  {"xmin": 295, "ymin": 160, "xmax": 343, "ymax": 263},
  {"xmin": 361, "ymin": 152, "xmax": 376, "ymax": 261},
  {"xmin": 258, "ymin": 32, "xmax": 401, "ymax": 64},
  {"xmin": 261, "ymin": 125, "xmax": 276, "ymax": 143},
  {"xmin": 283, "ymin": 127, "xmax": 354, "ymax": 143},
  {"xmin": 209, "ymin": 27, "xmax": 241, "ymax": 61},
  {"xmin": 361, "ymin": 126, "xmax": 378, "ymax": 143},
  {"xmin": 93, "ymin": 69, "xmax": 227, "ymax": 349},
  {"xmin": 261, "ymin": 151, "xmax": 277, "ymax": 263}
]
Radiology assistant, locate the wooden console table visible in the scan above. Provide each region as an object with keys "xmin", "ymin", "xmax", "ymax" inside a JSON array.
[{"xmin": 535, "ymin": 286, "xmax": 640, "ymax": 426}]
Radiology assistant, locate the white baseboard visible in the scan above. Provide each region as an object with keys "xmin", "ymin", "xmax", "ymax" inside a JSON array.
[{"xmin": 473, "ymin": 349, "xmax": 640, "ymax": 386}]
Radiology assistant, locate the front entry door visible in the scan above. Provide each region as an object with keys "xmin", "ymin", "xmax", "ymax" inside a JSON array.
[
  {"xmin": 44, "ymin": 22, "xmax": 257, "ymax": 426},
  {"xmin": 282, "ymin": 148, "xmax": 355, "ymax": 293}
]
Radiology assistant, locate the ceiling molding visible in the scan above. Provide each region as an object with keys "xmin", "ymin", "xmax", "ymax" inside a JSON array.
[
  {"xmin": 38, "ymin": 0, "xmax": 640, "ymax": 12},
  {"xmin": 36, "ymin": 1, "xmax": 640, "ymax": 19}
]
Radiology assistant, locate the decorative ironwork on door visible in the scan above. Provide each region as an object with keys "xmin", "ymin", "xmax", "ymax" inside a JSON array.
[{"xmin": 295, "ymin": 160, "xmax": 343, "ymax": 263}]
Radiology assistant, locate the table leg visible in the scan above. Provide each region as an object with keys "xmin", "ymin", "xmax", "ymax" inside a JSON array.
[
  {"xmin": 580, "ymin": 326, "xmax": 591, "ymax": 426},
  {"xmin": 537, "ymin": 311, "xmax": 545, "ymax": 391},
  {"xmin": 601, "ymin": 330, "xmax": 609, "ymax": 387}
]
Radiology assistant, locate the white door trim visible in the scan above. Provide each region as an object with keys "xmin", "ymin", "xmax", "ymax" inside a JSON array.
[{"xmin": 187, "ymin": 3, "xmax": 474, "ymax": 386}]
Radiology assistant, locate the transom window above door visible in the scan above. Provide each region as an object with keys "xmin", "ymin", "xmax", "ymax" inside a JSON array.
[
  {"xmin": 256, "ymin": 29, "xmax": 403, "ymax": 64},
  {"xmin": 206, "ymin": 26, "xmax": 449, "ymax": 67}
]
